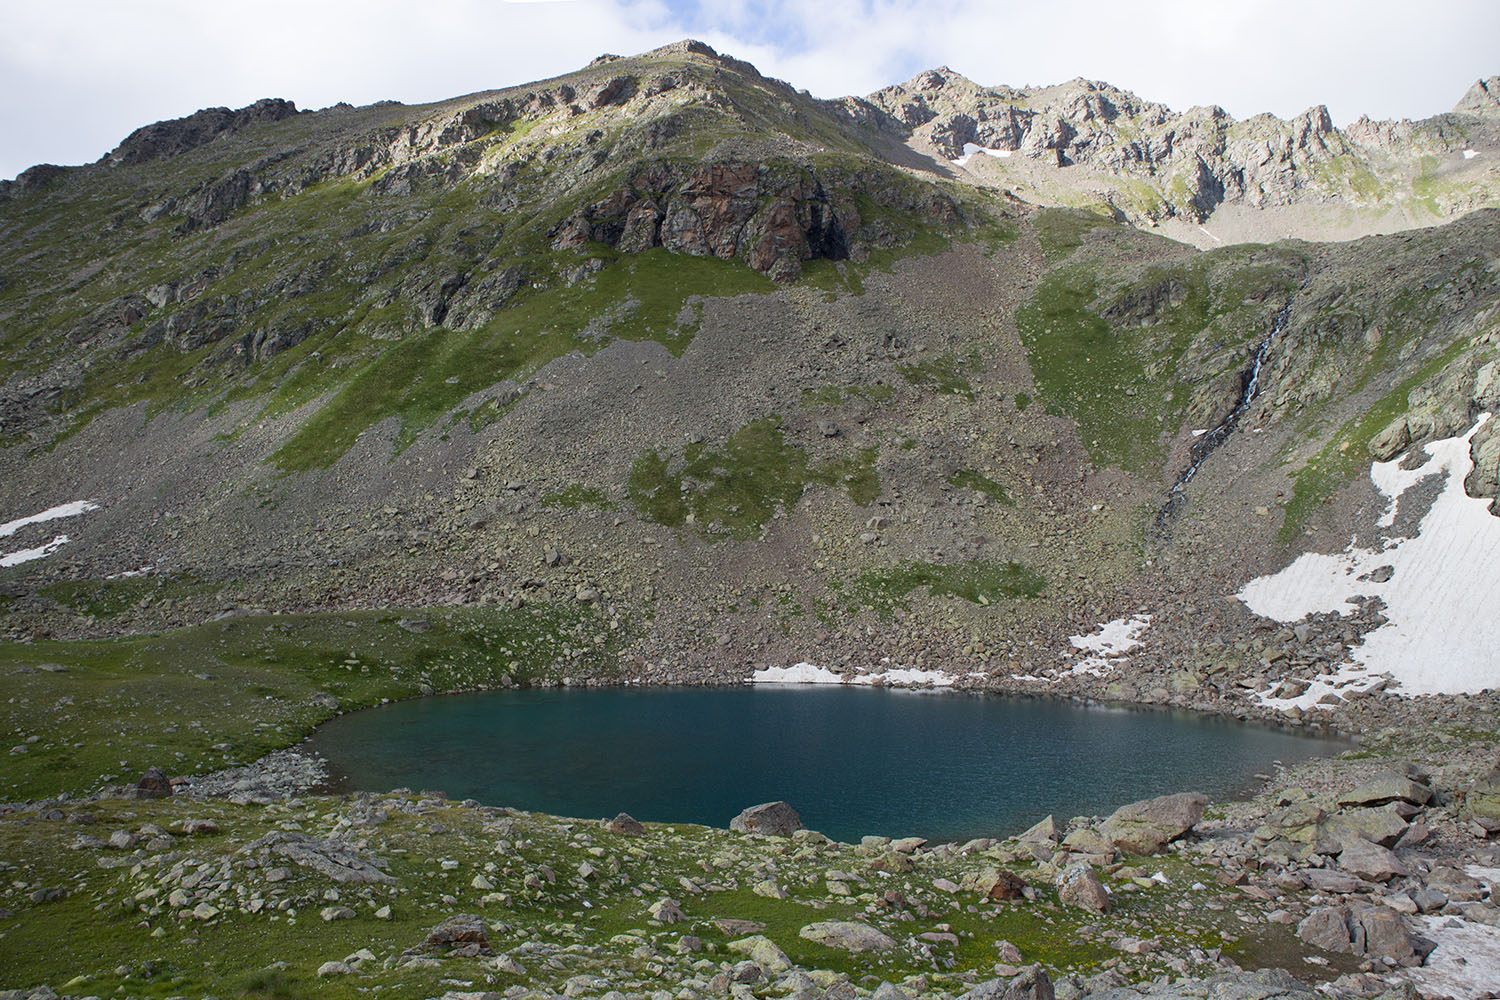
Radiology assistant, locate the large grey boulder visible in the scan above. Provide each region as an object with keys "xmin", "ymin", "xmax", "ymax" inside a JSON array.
[
  {"xmin": 605, "ymin": 812, "xmax": 645, "ymax": 836},
  {"xmin": 1083, "ymin": 967, "xmax": 1317, "ymax": 999},
  {"xmin": 1465, "ymin": 763, "xmax": 1500, "ymax": 822},
  {"xmin": 798, "ymin": 920, "xmax": 896, "ymax": 952},
  {"xmin": 1297, "ymin": 907, "xmax": 1355, "ymax": 953},
  {"xmin": 1098, "ymin": 792, "xmax": 1207, "ymax": 855},
  {"xmin": 958, "ymin": 965, "xmax": 1054, "ymax": 1000},
  {"xmin": 1055, "ymin": 863, "xmax": 1110, "ymax": 914},
  {"xmin": 1317, "ymin": 804, "xmax": 1409, "ymax": 852},
  {"xmin": 132, "ymin": 766, "xmax": 173, "ymax": 799},
  {"xmin": 1337, "ymin": 838, "xmax": 1408, "ymax": 882},
  {"xmin": 422, "ymin": 913, "xmax": 492, "ymax": 956},
  {"xmin": 1297, "ymin": 905, "xmax": 1433, "ymax": 966},
  {"xmin": 726, "ymin": 934, "xmax": 791, "ymax": 973},
  {"xmin": 1336, "ymin": 770, "xmax": 1433, "ymax": 808},
  {"xmin": 730, "ymin": 801, "xmax": 804, "ymax": 837},
  {"xmin": 1016, "ymin": 814, "xmax": 1060, "ymax": 843}
]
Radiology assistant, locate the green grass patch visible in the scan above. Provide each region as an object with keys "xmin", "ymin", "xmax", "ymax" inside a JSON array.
[
  {"xmin": 627, "ymin": 418, "xmax": 879, "ymax": 540},
  {"xmin": 269, "ymin": 250, "xmax": 774, "ymax": 471},
  {"xmin": 1033, "ymin": 207, "xmax": 1119, "ymax": 262},
  {"xmin": 898, "ymin": 353, "xmax": 975, "ymax": 398},
  {"xmin": 1277, "ymin": 338, "xmax": 1472, "ymax": 542},
  {"xmin": 37, "ymin": 574, "xmax": 223, "ymax": 620},
  {"xmin": 947, "ymin": 469, "xmax": 1014, "ymax": 505},
  {"xmin": 0, "ymin": 604, "xmax": 619, "ymax": 800},
  {"xmin": 800, "ymin": 383, "xmax": 894, "ymax": 407},
  {"xmin": 854, "ymin": 560, "xmax": 1045, "ymax": 618},
  {"xmin": 1014, "ymin": 260, "xmax": 1287, "ymax": 474}
]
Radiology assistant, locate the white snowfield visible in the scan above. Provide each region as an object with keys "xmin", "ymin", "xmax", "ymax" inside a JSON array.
[
  {"xmin": 1413, "ymin": 869, "xmax": 1500, "ymax": 1000},
  {"xmin": 1060, "ymin": 614, "xmax": 1153, "ymax": 678},
  {"xmin": 951, "ymin": 142, "xmax": 1014, "ymax": 167},
  {"xmin": 1240, "ymin": 415, "xmax": 1500, "ymax": 704},
  {"xmin": 0, "ymin": 500, "xmax": 100, "ymax": 568},
  {"xmin": 0, "ymin": 500, "xmax": 99, "ymax": 538},
  {"xmin": 752, "ymin": 662, "xmax": 957, "ymax": 688},
  {"xmin": 0, "ymin": 535, "xmax": 73, "ymax": 568}
]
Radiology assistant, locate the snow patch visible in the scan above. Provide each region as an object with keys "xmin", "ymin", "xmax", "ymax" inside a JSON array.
[
  {"xmin": 0, "ymin": 500, "xmax": 99, "ymax": 538},
  {"xmin": 952, "ymin": 143, "xmax": 1014, "ymax": 167},
  {"xmin": 0, "ymin": 535, "xmax": 72, "ymax": 568},
  {"xmin": 752, "ymin": 663, "xmax": 844, "ymax": 685},
  {"xmin": 1412, "ymin": 913, "xmax": 1500, "ymax": 1000},
  {"xmin": 1463, "ymin": 149, "xmax": 1480, "ymax": 159},
  {"xmin": 751, "ymin": 662, "xmax": 956, "ymax": 688},
  {"xmin": 0, "ymin": 500, "xmax": 100, "ymax": 568},
  {"xmin": 1239, "ymin": 415, "xmax": 1500, "ymax": 699},
  {"xmin": 1060, "ymin": 614, "xmax": 1152, "ymax": 678}
]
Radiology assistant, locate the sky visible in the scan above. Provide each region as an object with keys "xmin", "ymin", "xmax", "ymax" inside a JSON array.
[{"xmin": 2, "ymin": 0, "xmax": 1497, "ymax": 180}]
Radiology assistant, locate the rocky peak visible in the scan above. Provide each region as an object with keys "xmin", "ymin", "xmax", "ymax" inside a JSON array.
[
  {"xmin": 641, "ymin": 38, "xmax": 763, "ymax": 80},
  {"xmin": 104, "ymin": 98, "xmax": 300, "ymax": 167},
  {"xmin": 1454, "ymin": 76, "xmax": 1500, "ymax": 117}
]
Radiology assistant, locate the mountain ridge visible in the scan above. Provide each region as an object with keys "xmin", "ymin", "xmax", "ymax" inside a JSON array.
[{"xmin": 2, "ymin": 39, "xmax": 1500, "ymax": 999}]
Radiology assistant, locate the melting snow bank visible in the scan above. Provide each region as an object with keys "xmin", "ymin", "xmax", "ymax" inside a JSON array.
[
  {"xmin": 0, "ymin": 500, "xmax": 100, "ymax": 567},
  {"xmin": 1239, "ymin": 416, "xmax": 1500, "ymax": 703},
  {"xmin": 0, "ymin": 535, "xmax": 74, "ymax": 568},
  {"xmin": 951, "ymin": 142, "xmax": 1014, "ymax": 167},
  {"xmin": 752, "ymin": 662, "xmax": 960, "ymax": 688},
  {"xmin": 1412, "ymin": 907, "xmax": 1500, "ymax": 999},
  {"xmin": 1053, "ymin": 614, "xmax": 1153, "ymax": 679},
  {"xmin": 0, "ymin": 500, "xmax": 99, "ymax": 538}
]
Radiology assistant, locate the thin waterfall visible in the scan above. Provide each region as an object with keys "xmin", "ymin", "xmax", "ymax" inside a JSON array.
[{"xmin": 1155, "ymin": 301, "xmax": 1293, "ymax": 528}]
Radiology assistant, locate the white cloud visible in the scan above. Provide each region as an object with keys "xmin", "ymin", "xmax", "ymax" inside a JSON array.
[{"xmin": 1, "ymin": 0, "xmax": 1496, "ymax": 179}]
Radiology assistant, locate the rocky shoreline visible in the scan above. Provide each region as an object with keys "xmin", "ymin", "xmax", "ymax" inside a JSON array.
[{"xmin": 2, "ymin": 676, "xmax": 1495, "ymax": 1000}]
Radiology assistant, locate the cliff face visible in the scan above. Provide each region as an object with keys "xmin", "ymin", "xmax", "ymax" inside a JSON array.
[{"xmin": 854, "ymin": 68, "xmax": 1500, "ymax": 235}]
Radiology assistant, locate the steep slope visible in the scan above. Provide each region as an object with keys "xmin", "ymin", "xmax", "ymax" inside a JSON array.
[{"xmin": 0, "ymin": 42, "xmax": 1497, "ymax": 723}]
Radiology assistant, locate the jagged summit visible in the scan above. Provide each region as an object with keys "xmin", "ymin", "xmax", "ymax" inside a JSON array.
[
  {"xmin": 103, "ymin": 98, "xmax": 301, "ymax": 167},
  {"xmin": 856, "ymin": 58, "xmax": 1499, "ymax": 241},
  {"xmin": 1456, "ymin": 75, "xmax": 1500, "ymax": 116}
]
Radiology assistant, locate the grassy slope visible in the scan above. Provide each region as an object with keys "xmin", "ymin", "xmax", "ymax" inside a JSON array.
[
  {"xmin": 0, "ymin": 790, "xmax": 1296, "ymax": 997},
  {"xmin": 0, "ymin": 605, "xmax": 620, "ymax": 801}
]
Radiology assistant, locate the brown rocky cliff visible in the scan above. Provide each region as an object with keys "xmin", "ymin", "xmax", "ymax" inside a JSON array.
[{"xmin": 551, "ymin": 160, "xmax": 957, "ymax": 281}]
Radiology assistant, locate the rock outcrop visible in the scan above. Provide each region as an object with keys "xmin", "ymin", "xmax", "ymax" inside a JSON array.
[
  {"xmin": 858, "ymin": 67, "xmax": 1499, "ymax": 228},
  {"xmin": 1097, "ymin": 791, "xmax": 1207, "ymax": 855},
  {"xmin": 730, "ymin": 801, "xmax": 805, "ymax": 836},
  {"xmin": 105, "ymin": 98, "xmax": 300, "ymax": 166}
]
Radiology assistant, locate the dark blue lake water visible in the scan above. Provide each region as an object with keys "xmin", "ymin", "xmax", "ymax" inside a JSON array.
[{"xmin": 305, "ymin": 685, "xmax": 1345, "ymax": 843}]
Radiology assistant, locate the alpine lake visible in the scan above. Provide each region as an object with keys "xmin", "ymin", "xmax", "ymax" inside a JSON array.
[{"xmin": 305, "ymin": 685, "xmax": 1347, "ymax": 842}]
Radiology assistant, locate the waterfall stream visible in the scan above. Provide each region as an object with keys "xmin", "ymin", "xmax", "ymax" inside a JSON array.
[{"xmin": 1155, "ymin": 302, "xmax": 1293, "ymax": 528}]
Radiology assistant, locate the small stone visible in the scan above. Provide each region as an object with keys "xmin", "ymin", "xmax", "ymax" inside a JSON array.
[
  {"xmin": 648, "ymin": 897, "xmax": 684, "ymax": 924},
  {"xmin": 317, "ymin": 960, "xmax": 354, "ymax": 977}
]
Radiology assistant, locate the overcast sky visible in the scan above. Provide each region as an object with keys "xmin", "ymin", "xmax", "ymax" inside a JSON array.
[{"xmin": 2, "ymin": 0, "xmax": 1497, "ymax": 180}]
